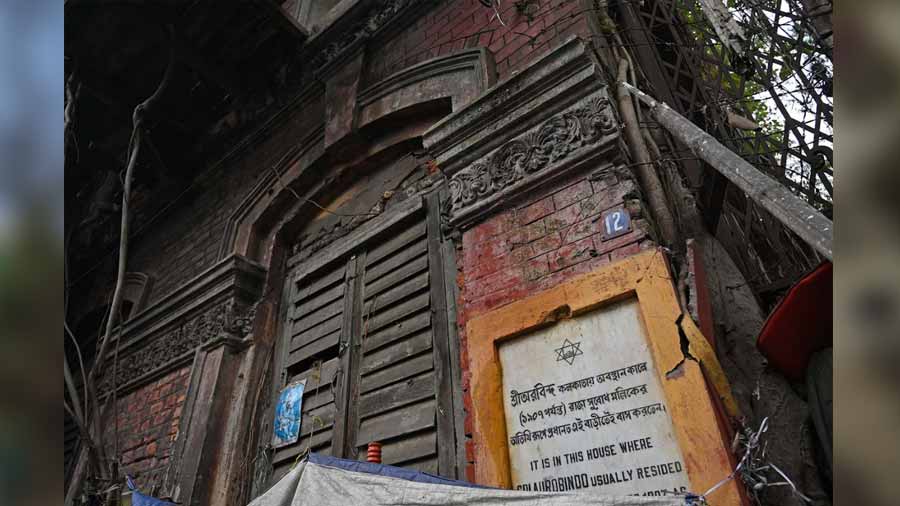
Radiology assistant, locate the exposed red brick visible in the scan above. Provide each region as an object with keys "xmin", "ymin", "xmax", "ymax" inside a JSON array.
[
  {"xmin": 592, "ymin": 224, "xmax": 647, "ymax": 257},
  {"xmin": 465, "ymin": 463, "xmax": 476, "ymax": 483},
  {"xmin": 473, "ymin": 210, "xmax": 516, "ymax": 239},
  {"xmin": 466, "ymin": 263, "xmax": 523, "ymax": 300},
  {"xmin": 535, "ymin": 253, "xmax": 611, "ymax": 293},
  {"xmin": 522, "ymin": 254, "xmax": 550, "ymax": 281},
  {"xmin": 507, "ymin": 219, "xmax": 548, "ymax": 246},
  {"xmin": 531, "ymin": 232, "xmax": 562, "ymax": 257},
  {"xmin": 563, "ymin": 216, "xmax": 598, "ymax": 245},
  {"xmin": 467, "ymin": 283, "xmax": 531, "ymax": 317},
  {"xmin": 609, "ymin": 241, "xmax": 644, "ymax": 262},
  {"xmin": 516, "ymin": 196, "xmax": 555, "ymax": 226},
  {"xmin": 462, "ymin": 233, "xmax": 509, "ymax": 280},
  {"xmin": 124, "ymin": 436, "xmax": 142, "ymax": 451},
  {"xmin": 78, "ymin": 0, "xmax": 604, "ymax": 490},
  {"xmin": 548, "ymin": 236, "xmax": 596, "ymax": 272},
  {"xmin": 544, "ymin": 202, "xmax": 586, "ymax": 233},
  {"xmin": 508, "ymin": 242, "xmax": 536, "ymax": 264},
  {"xmin": 584, "ymin": 179, "xmax": 638, "ymax": 215},
  {"xmin": 552, "ymin": 179, "xmax": 593, "ymax": 210}
]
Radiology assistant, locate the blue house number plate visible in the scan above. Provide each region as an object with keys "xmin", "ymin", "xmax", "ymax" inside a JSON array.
[{"xmin": 599, "ymin": 206, "xmax": 632, "ymax": 241}]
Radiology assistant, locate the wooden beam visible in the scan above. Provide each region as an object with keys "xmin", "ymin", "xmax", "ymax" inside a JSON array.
[
  {"xmin": 425, "ymin": 193, "xmax": 458, "ymax": 478},
  {"xmin": 333, "ymin": 255, "xmax": 365, "ymax": 458},
  {"xmin": 438, "ymin": 188, "xmax": 468, "ymax": 480}
]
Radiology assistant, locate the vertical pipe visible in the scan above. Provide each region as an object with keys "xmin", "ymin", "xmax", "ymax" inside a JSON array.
[{"xmin": 614, "ymin": 60, "xmax": 679, "ymax": 248}]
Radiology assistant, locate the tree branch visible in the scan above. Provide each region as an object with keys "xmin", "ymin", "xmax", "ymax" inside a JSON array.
[{"xmin": 66, "ymin": 32, "xmax": 177, "ymax": 506}]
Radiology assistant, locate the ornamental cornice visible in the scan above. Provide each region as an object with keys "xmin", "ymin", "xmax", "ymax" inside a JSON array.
[
  {"xmin": 422, "ymin": 37, "xmax": 624, "ymax": 229},
  {"xmin": 446, "ymin": 90, "xmax": 620, "ymax": 227},
  {"xmin": 97, "ymin": 255, "xmax": 265, "ymax": 395}
]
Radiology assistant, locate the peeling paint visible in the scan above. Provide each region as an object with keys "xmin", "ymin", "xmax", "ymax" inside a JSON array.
[
  {"xmin": 540, "ymin": 304, "xmax": 572, "ymax": 323},
  {"xmin": 666, "ymin": 360, "xmax": 686, "ymax": 379}
]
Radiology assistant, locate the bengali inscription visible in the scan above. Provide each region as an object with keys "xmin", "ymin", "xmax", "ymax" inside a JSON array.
[{"xmin": 498, "ymin": 300, "xmax": 691, "ymax": 497}]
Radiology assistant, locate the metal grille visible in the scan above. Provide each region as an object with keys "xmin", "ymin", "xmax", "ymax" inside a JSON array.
[{"xmin": 622, "ymin": 0, "xmax": 833, "ymax": 304}]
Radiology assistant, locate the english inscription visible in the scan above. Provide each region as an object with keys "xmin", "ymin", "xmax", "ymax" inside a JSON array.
[{"xmin": 499, "ymin": 300, "xmax": 691, "ymax": 497}]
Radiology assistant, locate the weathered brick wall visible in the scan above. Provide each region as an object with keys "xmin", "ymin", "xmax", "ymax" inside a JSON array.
[
  {"xmin": 365, "ymin": 0, "xmax": 591, "ymax": 85},
  {"xmin": 131, "ymin": 97, "xmax": 325, "ymax": 308},
  {"xmin": 455, "ymin": 167, "xmax": 655, "ymax": 482},
  {"xmin": 77, "ymin": 1, "xmax": 596, "ymax": 319},
  {"xmin": 102, "ymin": 366, "xmax": 192, "ymax": 491},
  {"xmin": 73, "ymin": 101, "xmax": 328, "ymax": 335},
  {"xmin": 72, "ymin": 0, "xmax": 609, "ymax": 490}
]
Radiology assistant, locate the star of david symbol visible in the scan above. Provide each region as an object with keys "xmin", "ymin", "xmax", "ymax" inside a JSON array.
[{"xmin": 554, "ymin": 339, "xmax": 584, "ymax": 365}]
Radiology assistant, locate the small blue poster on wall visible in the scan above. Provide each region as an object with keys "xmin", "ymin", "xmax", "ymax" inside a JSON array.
[{"xmin": 272, "ymin": 379, "xmax": 306, "ymax": 448}]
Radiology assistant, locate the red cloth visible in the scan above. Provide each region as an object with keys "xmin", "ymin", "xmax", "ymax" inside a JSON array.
[{"xmin": 756, "ymin": 262, "xmax": 832, "ymax": 381}]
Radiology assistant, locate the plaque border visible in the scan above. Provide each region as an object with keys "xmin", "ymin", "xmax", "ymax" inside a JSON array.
[{"xmin": 467, "ymin": 248, "xmax": 741, "ymax": 503}]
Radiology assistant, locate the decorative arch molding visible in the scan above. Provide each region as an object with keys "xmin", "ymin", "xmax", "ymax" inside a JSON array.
[
  {"xmin": 223, "ymin": 116, "xmax": 435, "ymax": 268},
  {"xmin": 216, "ymin": 123, "xmax": 326, "ymax": 263},
  {"xmin": 357, "ymin": 47, "xmax": 496, "ymax": 128},
  {"xmin": 219, "ymin": 48, "xmax": 496, "ymax": 268}
]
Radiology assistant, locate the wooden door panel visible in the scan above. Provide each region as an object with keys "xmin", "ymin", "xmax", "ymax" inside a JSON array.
[{"xmin": 270, "ymin": 196, "xmax": 459, "ymax": 484}]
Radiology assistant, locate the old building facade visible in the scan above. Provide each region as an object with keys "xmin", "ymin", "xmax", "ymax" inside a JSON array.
[{"xmin": 65, "ymin": 1, "xmax": 832, "ymax": 505}]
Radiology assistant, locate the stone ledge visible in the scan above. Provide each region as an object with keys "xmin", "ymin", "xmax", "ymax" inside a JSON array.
[
  {"xmin": 423, "ymin": 36, "xmax": 608, "ymax": 174},
  {"xmin": 357, "ymin": 47, "xmax": 496, "ymax": 128},
  {"xmin": 447, "ymin": 91, "xmax": 621, "ymax": 230},
  {"xmin": 422, "ymin": 36, "xmax": 624, "ymax": 230},
  {"xmin": 98, "ymin": 254, "xmax": 266, "ymax": 395}
]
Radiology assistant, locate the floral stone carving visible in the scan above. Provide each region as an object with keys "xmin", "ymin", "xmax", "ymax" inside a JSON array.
[
  {"xmin": 448, "ymin": 94, "xmax": 617, "ymax": 214},
  {"xmin": 98, "ymin": 299, "xmax": 254, "ymax": 394}
]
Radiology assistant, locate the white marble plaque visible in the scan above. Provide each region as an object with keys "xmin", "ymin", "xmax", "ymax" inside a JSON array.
[{"xmin": 499, "ymin": 299, "xmax": 691, "ymax": 497}]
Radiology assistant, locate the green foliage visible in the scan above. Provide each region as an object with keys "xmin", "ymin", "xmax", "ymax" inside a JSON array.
[{"xmin": 673, "ymin": 0, "xmax": 782, "ymax": 135}]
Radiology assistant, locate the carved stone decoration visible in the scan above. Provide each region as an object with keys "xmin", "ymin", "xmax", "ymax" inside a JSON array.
[
  {"xmin": 98, "ymin": 299, "xmax": 254, "ymax": 394},
  {"xmin": 290, "ymin": 197, "xmax": 386, "ymax": 264},
  {"xmin": 448, "ymin": 94, "xmax": 617, "ymax": 214}
]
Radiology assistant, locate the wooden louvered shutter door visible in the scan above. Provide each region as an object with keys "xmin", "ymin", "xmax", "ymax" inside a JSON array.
[
  {"xmin": 270, "ymin": 261, "xmax": 348, "ymax": 479},
  {"xmin": 269, "ymin": 195, "xmax": 459, "ymax": 484},
  {"xmin": 353, "ymin": 214, "xmax": 439, "ymax": 471},
  {"xmin": 348, "ymin": 195, "xmax": 456, "ymax": 476}
]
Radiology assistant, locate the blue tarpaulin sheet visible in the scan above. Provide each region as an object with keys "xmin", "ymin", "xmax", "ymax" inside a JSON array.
[
  {"xmin": 126, "ymin": 475, "xmax": 175, "ymax": 506},
  {"xmin": 131, "ymin": 492, "xmax": 175, "ymax": 506}
]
